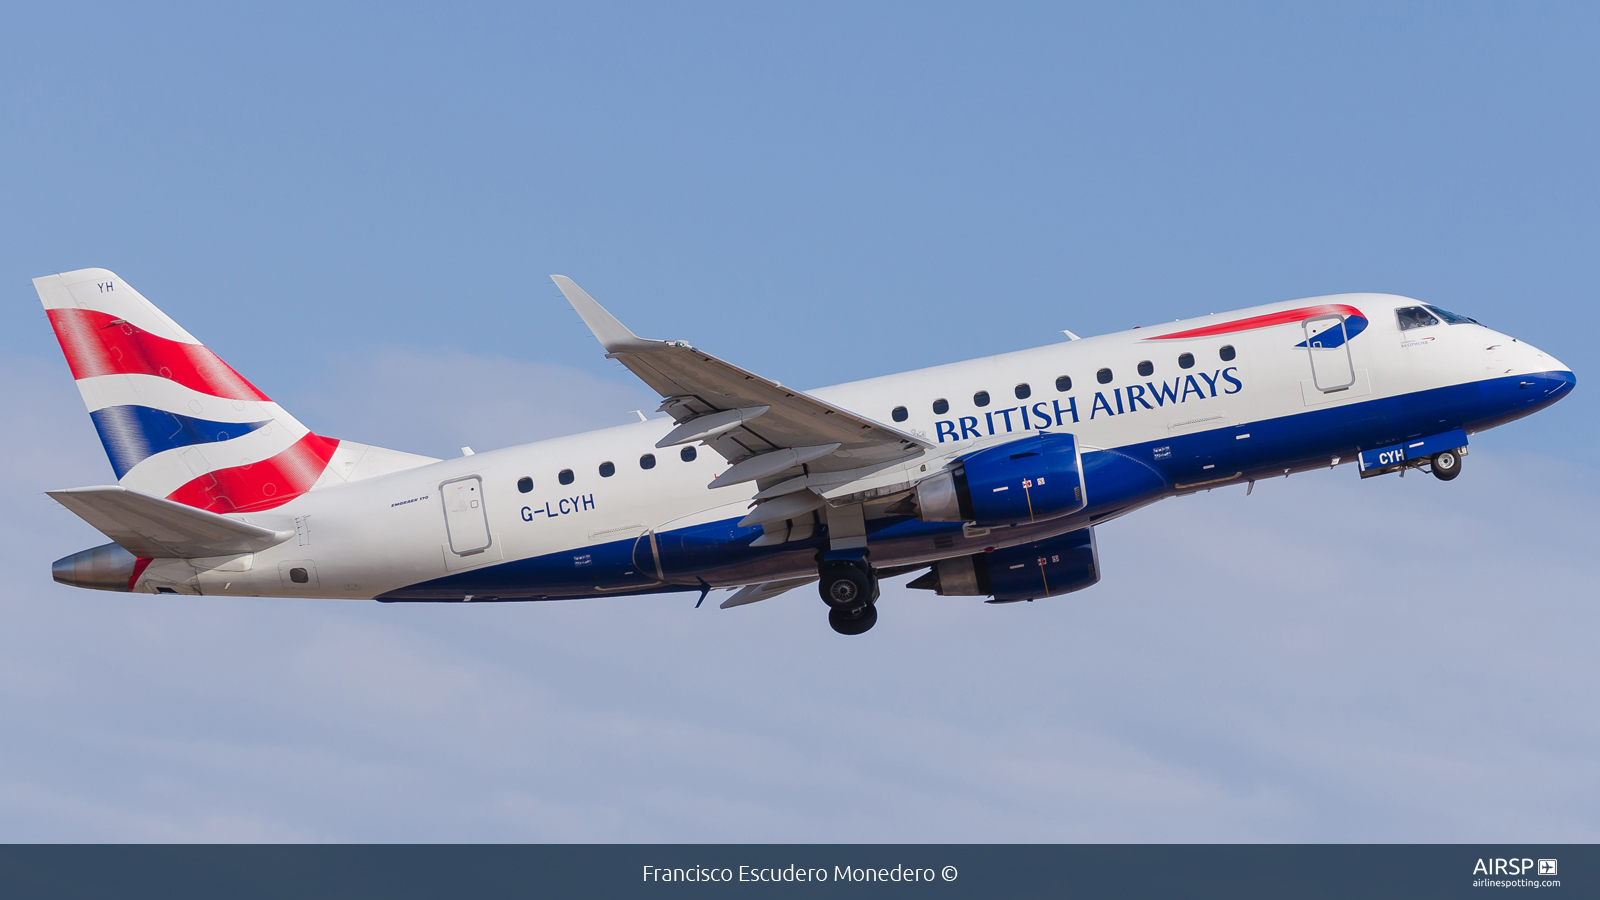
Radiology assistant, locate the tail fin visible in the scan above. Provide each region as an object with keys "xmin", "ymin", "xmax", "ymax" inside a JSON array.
[{"xmin": 36, "ymin": 268, "xmax": 433, "ymax": 513}]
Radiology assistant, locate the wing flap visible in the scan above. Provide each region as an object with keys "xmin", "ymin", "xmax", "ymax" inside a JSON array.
[
  {"xmin": 656, "ymin": 406, "xmax": 770, "ymax": 448},
  {"xmin": 47, "ymin": 485, "xmax": 294, "ymax": 558},
  {"xmin": 719, "ymin": 576, "xmax": 818, "ymax": 609}
]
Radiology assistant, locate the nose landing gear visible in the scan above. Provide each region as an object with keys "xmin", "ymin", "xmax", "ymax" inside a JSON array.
[
  {"xmin": 1430, "ymin": 449, "xmax": 1462, "ymax": 481},
  {"xmin": 818, "ymin": 556, "xmax": 880, "ymax": 635}
]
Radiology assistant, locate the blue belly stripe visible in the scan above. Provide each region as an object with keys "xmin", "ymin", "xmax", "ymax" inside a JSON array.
[
  {"xmin": 90, "ymin": 404, "xmax": 272, "ymax": 478},
  {"xmin": 377, "ymin": 370, "xmax": 1576, "ymax": 603}
]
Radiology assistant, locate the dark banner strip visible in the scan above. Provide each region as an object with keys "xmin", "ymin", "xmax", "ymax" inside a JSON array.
[{"xmin": 0, "ymin": 844, "xmax": 1592, "ymax": 899}]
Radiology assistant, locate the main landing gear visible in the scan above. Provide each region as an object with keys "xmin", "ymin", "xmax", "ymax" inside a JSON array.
[
  {"xmin": 819, "ymin": 556, "xmax": 879, "ymax": 636},
  {"xmin": 1430, "ymin": 449, "xmax": 1462, "ymax": 481}
]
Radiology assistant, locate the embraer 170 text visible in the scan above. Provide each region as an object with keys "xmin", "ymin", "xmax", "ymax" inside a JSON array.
[{"xmin": 40, "ymin": 269, "xmax": 1575, "ymax": 635}]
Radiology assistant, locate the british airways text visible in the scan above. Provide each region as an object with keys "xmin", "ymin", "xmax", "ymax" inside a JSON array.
[{"xmin": 933, "ymin": 367, "xmax": 1242, "ymax": 442}]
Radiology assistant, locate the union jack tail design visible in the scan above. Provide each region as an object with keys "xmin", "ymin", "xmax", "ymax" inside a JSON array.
[{"xmin": 36, "ymin": 268, "xmax": 342, "ymax": 513}]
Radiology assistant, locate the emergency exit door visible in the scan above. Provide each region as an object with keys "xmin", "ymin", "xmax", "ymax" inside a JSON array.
[
  {"xmin": 1303, "ymin": 315, "xmax": 1356, "ymax": 392},
  {"xmin": 440, "ymin": 475, "xmax": 492, "ymax": 555}
]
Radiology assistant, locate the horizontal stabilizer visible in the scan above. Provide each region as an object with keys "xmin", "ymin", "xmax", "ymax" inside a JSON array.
[{"xmin": 46, "ymin": 485, "xmax": 294, "ymax": 558}]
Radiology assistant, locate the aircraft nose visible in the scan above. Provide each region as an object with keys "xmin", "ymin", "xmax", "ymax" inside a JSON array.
[{"xmin": 1522, "ymin": 368, "xmax": 1577, "ymax": 407}]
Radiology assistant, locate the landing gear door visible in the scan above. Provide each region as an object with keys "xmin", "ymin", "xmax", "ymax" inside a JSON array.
[
  {"xmin": 1304, "ymin": 315, "xmax": 1355, "ymax": 392},
  {"xmin": 440, "ymin": 475, "xmax": 491, "ymax": 555},
  {"xmin": 632, "ymin": 531, "xmax": 665, "ymax": 583}
]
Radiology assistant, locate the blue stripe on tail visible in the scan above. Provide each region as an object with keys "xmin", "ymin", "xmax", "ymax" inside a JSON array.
[{"xmin": 89, "ymin": 405, "xmax": 271, "ymax": 478}]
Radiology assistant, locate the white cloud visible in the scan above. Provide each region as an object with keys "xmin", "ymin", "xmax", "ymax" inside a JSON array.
[
  {"xmin": 2, "ymin": 347, "xmax": 1597, "ymax": 841},
  {"xmin": 0, "ymin": 780, "xmax": 313, "ymax": 842}
]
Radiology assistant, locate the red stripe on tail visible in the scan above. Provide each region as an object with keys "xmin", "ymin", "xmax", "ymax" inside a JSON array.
[
  {"xmin": 165, "ymin": 433, "xmax": 340, "ymax": 513},
  {"xmin": 46, "ymin": 307, "xmax": 271, "ymax": 402},
  {"xmin": 128, "ymin": 557, "xmax": 153, "ymax": 591}
]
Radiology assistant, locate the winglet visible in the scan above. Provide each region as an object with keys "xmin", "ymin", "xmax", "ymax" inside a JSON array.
[{"xmin": 550, "ymin": 275, "xmax": 662, "ymax": 353}]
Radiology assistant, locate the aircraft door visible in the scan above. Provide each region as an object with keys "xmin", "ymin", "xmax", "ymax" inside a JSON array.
[
  {"xmin": 1304, "ymin": 315, "xmax": 1355, "ymax": 392},
  {"xmin": 440, "ymin": 475, "xmax": 492, "ymax": 555}
]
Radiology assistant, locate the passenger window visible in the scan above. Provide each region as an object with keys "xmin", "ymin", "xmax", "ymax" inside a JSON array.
[
  {"xmin": 973, "ymin": 391, "xmax": 991, "ymax": 407},
  {"xmin": 932, "ymin": 398, "xmax": 949, "ymax": 415},
  {"xmin": 599, "ymin": 461, "xmax": 615, "ymax": 477},
  {"xmin": 639, "ymin": 453, "xmax": 656, "ymax": 470},
  {"xmin": 892, "ymin": 406, "xmax": 908, "ymax": 422},
  {"xmin": 1423, "ymin": 304, "xmax": 1477, "ymax": 326},
  {"xmin": 1096, "ymin": 368, "xmax": 1112, "ymax": 384},
  {"xmin": 1055, "ymin": 375, "xmax": 1071, "ymax": 392},
  {"xmin": 1178, "ymin": 352, "xmax": 1194, "ymax": 369},
  {"xmin": 516, "ymin": 476, "xmax": 533, "ymax": 493},
  {"xmin": 1137, "ymin": 360, "xmax": 1153, "ymax": 377},
  {"xmin": 1396, "ymin": 307, "xmax": 1440, "ymax": 331},
  {"xmin": 680, "ymin": 446, "xmax": 697, "ymax": 462},
  {"xmin": 1014, "ymin": 383, "xmax": 1031, "ymax": 400},
  {"xmin": 1219, "ymin": 345, "xmax": 1236, "ymax": 361},
  {"xmin": 290, "ymin": 567, "xmax": 309, "ymax": 584},
  {"xmin": 558, "ymin": 469, "xmax": 574, "ymax": 485}
]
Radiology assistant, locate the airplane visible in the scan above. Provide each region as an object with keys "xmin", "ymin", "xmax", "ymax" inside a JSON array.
[{"xmin": 38, "ymin": 268, "xmax": 1576, "ymax": 635}]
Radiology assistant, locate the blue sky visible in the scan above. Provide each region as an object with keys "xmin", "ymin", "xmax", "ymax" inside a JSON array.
[{"xmin": 1, "ymin": 3, "xmax": 1597, "ymax": 840}]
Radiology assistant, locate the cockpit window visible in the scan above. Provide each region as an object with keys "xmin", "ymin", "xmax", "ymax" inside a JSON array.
[
  {"xmin": 1396, "ymin": 307, "xmax": 1440, "ymax": 331},
  {"xmin": 1424, "ymin": 304, "xmax": 1480, "ymax": 326}
]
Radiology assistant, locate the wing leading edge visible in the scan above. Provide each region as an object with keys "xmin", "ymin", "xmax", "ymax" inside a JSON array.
[{"xmin": 551, "ymin": 276, "xmax": 929, "ymax": 489}]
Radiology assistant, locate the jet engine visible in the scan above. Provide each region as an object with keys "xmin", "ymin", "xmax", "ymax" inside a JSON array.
[
  {"xmin": 911, "ymin": 432, "xmax": 1085, "ymax": 528},
  {"xmin": 907, "ymin": 527, "xmax": 1099, "ymax": 603}
]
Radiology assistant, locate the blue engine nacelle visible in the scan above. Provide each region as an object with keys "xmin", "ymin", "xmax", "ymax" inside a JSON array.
[
  {"xmin": 913, "ymin": 432, "xmax": 1085, "ymax": 528},
  {"xmin": 908, "ymin": 527, "xmax": 1100, "ymax": 603}
]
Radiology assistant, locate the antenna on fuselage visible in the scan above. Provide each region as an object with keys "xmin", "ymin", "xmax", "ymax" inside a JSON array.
[{"xmin": 1061, "ymin": 330, "xmax": 1081, "ymax": 341}]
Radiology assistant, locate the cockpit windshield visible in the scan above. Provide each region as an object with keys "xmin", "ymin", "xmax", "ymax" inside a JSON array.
[
  {"xmin": 1395, "ymin": 307, "xmax": 1440, "ymax": 331},
  {"xmin": 1424, "ymin": 304, "xmax": 1480, "ymax": 326}
]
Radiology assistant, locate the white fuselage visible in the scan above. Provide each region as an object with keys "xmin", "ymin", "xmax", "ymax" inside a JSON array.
[{"xmin": 137, "ymin": 293, "xmax": 1569, "ymax": 600}]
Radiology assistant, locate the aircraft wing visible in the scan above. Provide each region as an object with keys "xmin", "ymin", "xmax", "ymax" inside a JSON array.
[
  {"xmin": 47, "ymin": 485, "xmax": 295, "ymax": 558},
  {"xmin": 552, "ymin": 276, "xmax": 929, "ymax": 488}
]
